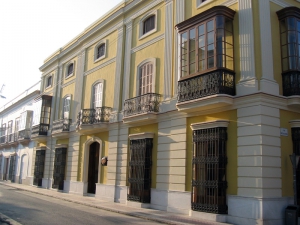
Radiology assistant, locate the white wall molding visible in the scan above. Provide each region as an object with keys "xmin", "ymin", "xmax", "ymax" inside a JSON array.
[
  {"xmin": 131, "ymin": 34, "xmax": 165, "ymax": 53},
  {"xmin": 113, "ymin": 26, "xmax": 125, "ymax": 112},
  {"xmin": 191, "ymin": 120, "xmax": 230, "ymax": 130},
  {"xmin": 259, "ymin": 0, "xmax": 279, "ymax": 95},
  {"xmin": 122, "ymin": 20, "xmax": 133, "ymax": 108},
  {"xmin": 164, "ymin": 0, "xmax": 173, "ymax": 100},
  {"xmin": 60, "ymin": 79, "xmax": 75, "ymax": 88},
  {"xmin": 270, "ymin": 0, "xmax": 291, "ymax": 7},
  {"xmin": 236, "ymin": 0, "xmax": 258, "ymax": 96},
  {"xmin": 129, "ymin": 132, "xmax": 154, "ymax": 140},
  {"xmin": 289, "ymin": 120, "xmax": 300, "ymax": 128},
  {"xmin": 84, "ymin": 57, "xmax": 116, "ymax": 76},
  {"xmin": 221, "ymin": 0, "xmax": 238, "ymax": 7}
]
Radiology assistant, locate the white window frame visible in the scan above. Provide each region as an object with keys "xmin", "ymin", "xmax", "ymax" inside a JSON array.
[
  {"xmin": 136, "ymin": 58, "xmax": 156, "ymax": 96},
  {"xmin": 91, "ymin": 80, "xmax": 104, "ymax": 108},
  {"xmin": 62, "ymin": 95, "xmax": 71, "ymax": 119},
  {"xmin": 139, "ymin": 10, "xmax": 158, "ymax": 40},
  {"xmin": 196, "ymin": 0, "xmax": 212, "ymax": 8},
  {"xmin": 65, "ymin": 61, "xmax": 75, "ymax": 79},
  {"xmin": 94, "ymin": 40, "xmax": 107, "ymax": 63}
]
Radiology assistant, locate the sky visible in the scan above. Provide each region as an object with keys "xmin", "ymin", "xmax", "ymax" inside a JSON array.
[{"xmin": 0, "ymin": 0, "xmax": 123, "ymax": 106}]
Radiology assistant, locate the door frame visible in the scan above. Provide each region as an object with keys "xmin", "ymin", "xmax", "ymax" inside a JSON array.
[{"xmin": 83, "ymin": 137, "xmax": 103, "ymax": 192}]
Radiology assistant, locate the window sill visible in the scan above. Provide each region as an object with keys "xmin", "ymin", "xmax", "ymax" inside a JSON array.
[
  {"xmin": 139, "ymin": 28, "xmax": 157, "ymax": 41},
  {"xmin": 197, "ymin": 0, "xmax": 213, "ymax": 8},
  {"xmin": 45, "ymin": 85, "xmax": 52, "ymax": 90},
  {"xmin": 65, "ymin": 73, "xmax": 74, "ymax": 80},
  {"xmin": 94, "ymin": 56, "xmax": 105, "ymax": 63}
]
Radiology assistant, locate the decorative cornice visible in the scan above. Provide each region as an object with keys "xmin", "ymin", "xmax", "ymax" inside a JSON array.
[
  {"xmin": 84, "ymin": 57, "xmax": 116, "ymax": 76},
  {"xmin": 36, "ymin": 146, "xmax": 47, "ymax": 151},
  {"xmin": 131, "ymin": 34, "xmax": 165, "ymax": 53},
  {"xmin": 41, "ymin": 65, "xmax": 59, "ymax": 77},
  {"xmin": 191, "ymin": 120, "xmax": 230, "ymax": 130},
  {"xmin": 270, "ymin": 0, "xmax": 291, "ymax": 8},
  {"xmin": 129, "ymin": 132, "xmax": 154, "ymax": 140}
]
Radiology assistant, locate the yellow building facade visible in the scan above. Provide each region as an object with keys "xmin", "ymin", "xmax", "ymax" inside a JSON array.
[{"xmin": 29, "ymin": 0, "xmax": 300, "ymax": 224}]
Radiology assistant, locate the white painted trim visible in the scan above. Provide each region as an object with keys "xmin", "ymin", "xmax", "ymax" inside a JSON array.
[
  {"xmin": 139, "ymin": 10, "xmax": 158, "ymax": 40},
  {"xmin": 270, "ymin": 0, "xmax": 291, "ymax": 7},
  {"xmin": 83, "ymin": 136, "xmax": 103, "ymax": 188},
  {"xmin": 197, "ymin": 0, "xmax": 213, "ymax": 8},
  {"xmin": 190, "ymin": 120, "xmax": 230, "ymax": 130},
  {"xmin": 90, "ymin": 79, "xmax": 105, "ymax": 108},
  {"xmin": 131, "ymin": 34, "xmax": 165, "ymax": 53},
  {"xmin": 94, "ymin": 39, "xmax": 107, "ymax": 62},
  {"xmin": 289, "ymin": 120, "xmax": 300, "ymax": 128},
  {"xmin": 129, "ymin": 132, "xmax": 154, "ymax": 140},
  {"xmin": 36, "ymin": 146, "xmax": 47, "ymax": 151},
  {"xmin": 135, "ymin": 58, "xmax": 157, "ymax": 96},
  {"xmin": 61, "ymin": 79, "xmax": 75, "ymax": 88},
  {"xmin": 84, "ymin": 57, "xmax": 116, "ymax": 76},
  {"xmin": 55, "ymin": 144, "xmax": 68, "ymax": 148},
  {"xmin": 221, "ymin": 0, "xmax": 238, "ymax": 7}
]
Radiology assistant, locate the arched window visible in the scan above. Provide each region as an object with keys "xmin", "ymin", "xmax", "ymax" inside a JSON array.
[
  {"xmin": 143, "ymin": 15, "xmax": 155, "ymax": 35},
  {"xmin": 92, "ymin": 82, "xmax": 103, "ymax": 108},
  {"xmin": 63, "ymin": 96, "xmax": 71, "ymax": 119},
  {"xmin": 139, "ymin": 62, "xmax": 153, "ymax": 95},
  {"xmin": 67, "ymin": 63, "xmax": 74, "ymax": 77},
  {"xmin": 97, "ymin": 44, "xmax": 105, "ymax": 59}
]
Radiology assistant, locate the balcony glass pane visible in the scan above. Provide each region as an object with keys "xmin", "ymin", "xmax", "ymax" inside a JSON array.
[
  {"xmin": 226, "ymin": 56, "xmax": 234, "ymax": 70},
  {"xmin": 287, "ymin": 17, "xmax": 296, "ymax": 30},
  {"xmin": 207, "ymin": 20, "xmax": 214, "ymax": 32},
  {"xmin": 208, "ymin": 44, "xmax": 214, "ymax": 57},
  {"xmin": 208, "ymin": 57, "xmax": 214, "ymax": 69},
  {"xmin": 283, "ymin": 58, "xmax": 288, "ymax": 71},
  {"xmin": 216, "ymin": 16, "xmax": 224, "ymax": 29},
  {"xmin": 207, "ymin": 31, "xmax": 214, "ymax": 45},
  {"xmin": 280, "ymin": 19, "xmax": 286, "ymax": 33}
]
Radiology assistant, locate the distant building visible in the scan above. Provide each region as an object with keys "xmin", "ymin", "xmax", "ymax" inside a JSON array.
[{"xmin": 0, "ymin": 81, "xmax": 40, "ymax": 185}]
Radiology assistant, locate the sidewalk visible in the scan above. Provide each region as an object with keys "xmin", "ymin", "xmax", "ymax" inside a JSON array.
[{"xmin": 0, "ymin": 181, "xmax": 232, "ymax": 225}]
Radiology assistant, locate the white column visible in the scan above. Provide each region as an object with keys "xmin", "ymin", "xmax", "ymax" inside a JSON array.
[
  {"xmin": 122, "ymin": 21, "xmax": 133, "ymax": 109},
  {"xmin": 174, "ymin": 0, "xmax": 185, "ymax": 96},
  {"xmin": 113, "ymin": 26, "xmax": 124, "ymax": 112},
  {"xmin": 42, "ymin": 138, "xmax": 56, "ymax": 189},
  {"xmin": 259, "ymin": 0, "xmax": 279, "ymax": 95},
  {"xmin": 70, "ymin": 50, "xmax": 86, "ymax": 131},
  {"xmin": 164, "ymin": 0, "xmax": 173, "ymax": 100},
  {"xmin": 53, "ymin": 67, "xmax": 62, "ymax": 125},
  {"xmin": 236, "ymin": 0, "xmax": 258, "ymax": 96}
]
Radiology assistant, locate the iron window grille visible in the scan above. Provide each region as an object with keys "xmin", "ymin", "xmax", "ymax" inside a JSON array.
[
  {"xmin": 192, "ymin": 127, "xmax": 228, "ymax": 214},
  {"xmin": 33, "ymin": 149, "xmax": 46, "ymax": 186},
  {"xmin": 143, "ymin": 15, "xmax": 155, "ymax": 35},
  {"xmin": 277, "ymin": 7, "xmax": 300, "ymax": 96},
  {"xmin": 8, "ymin": 155, "xmax": 16, "ymax": 182},
  {"xmin": 128, "ymin": 138, "xmax": 153, "ymax": 203},
  {"xmin": 292, "ymin": 128, "xmax": 300, "ymax": 210},
  {"xmin": 52, "ymin": 148, "xmax": 67, "ymax": 190}
]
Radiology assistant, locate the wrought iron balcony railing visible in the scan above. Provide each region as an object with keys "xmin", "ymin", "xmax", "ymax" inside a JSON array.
[
  {"xmin": 123, "ymin": 93, "xmax": 161, "ymax": 118},
  {"xmin": 177, "ymin": 70, "xmax": 235, "ymax": 103},
  {"xmin": 52, "ymin": 119, "xmax": 72, "ymax": 133},
  {"xmin": 18, "ymin": 129, "xmax": 31, "ymax": 140},
  {"xmin": 77, "ymin": 107, "xmax": 112, "ymax": 127},
  {"xmin": 31, "ymin": 123, "xmax": 49, "ymax": 138},
  {"xmin": 282, "ymin": 71, "xmax": 300, "ymax": 96}
]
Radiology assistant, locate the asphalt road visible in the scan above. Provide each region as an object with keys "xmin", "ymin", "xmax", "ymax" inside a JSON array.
[{"xmin": 0, "ymin": 184, "xmax": 163, "ymax": 225}]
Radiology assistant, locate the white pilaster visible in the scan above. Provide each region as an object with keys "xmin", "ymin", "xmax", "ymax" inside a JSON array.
[
  {"xmin": 258, "ymin": 0, "xmax": 279, "ymax": 95},
  {"xmin": 122, "ymin": 21, "xmax": 133, "ymax": 109},
  {"xmin": 42, "ymin": 137, "xmax": 56, "ymax": 189},
  {"xmin": 164, "ymin": 0, "xmax": 173, "ymax": 100},
  {"xmin": 53, "ymin": 67, "xmax": 62, "ymax": 124},
  {"xmin": 113, "ymin": 26, "xmax": 124, "ymax": 111},
  {"xmin": 157, "ymin": 114, "xmax": 187, "ymax": 191},
  {"xmin": 174, "ymin": 0, "xmax": 185, "ymax": 96},
  {"xmin": 236, "ymin": 0, "xmax": 258, "ymax": 96},
  {"xmin": 70, "ymin": 50, "xmax": 86, "ymax": 131}
]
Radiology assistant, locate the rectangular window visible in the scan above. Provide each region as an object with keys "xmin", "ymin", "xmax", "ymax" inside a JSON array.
[
  {"xmin": 128, "ymin": 138, "xmax": 152, "ymax": 203},
  {"xmin": 192, "ymin": 127, "xmax": 227, "ymax": 214}
]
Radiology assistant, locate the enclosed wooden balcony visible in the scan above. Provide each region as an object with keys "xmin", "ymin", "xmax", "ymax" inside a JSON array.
[
  {"xmin": 52, "ymin": 119, "xmax": 72, "ymax": 138},
  {"xmin": 176, "ymin": 70, "xmax": 235, "ymax": 112},
  {"xmin": 18, "ymin": 129, "xmax": 31, "ymax": 145},
  {"xmin": 123, "ymin": 93, "xmax": 161, "ymax": 124},
  {"xmin": 76, "ymin": 107, "xmax": 112, "ymax": 134}
]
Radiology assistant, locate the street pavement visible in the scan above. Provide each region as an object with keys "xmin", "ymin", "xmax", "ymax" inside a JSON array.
[{"xmin": 0, "ymin": 181, "xmax": 232, "ymax": 225}]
